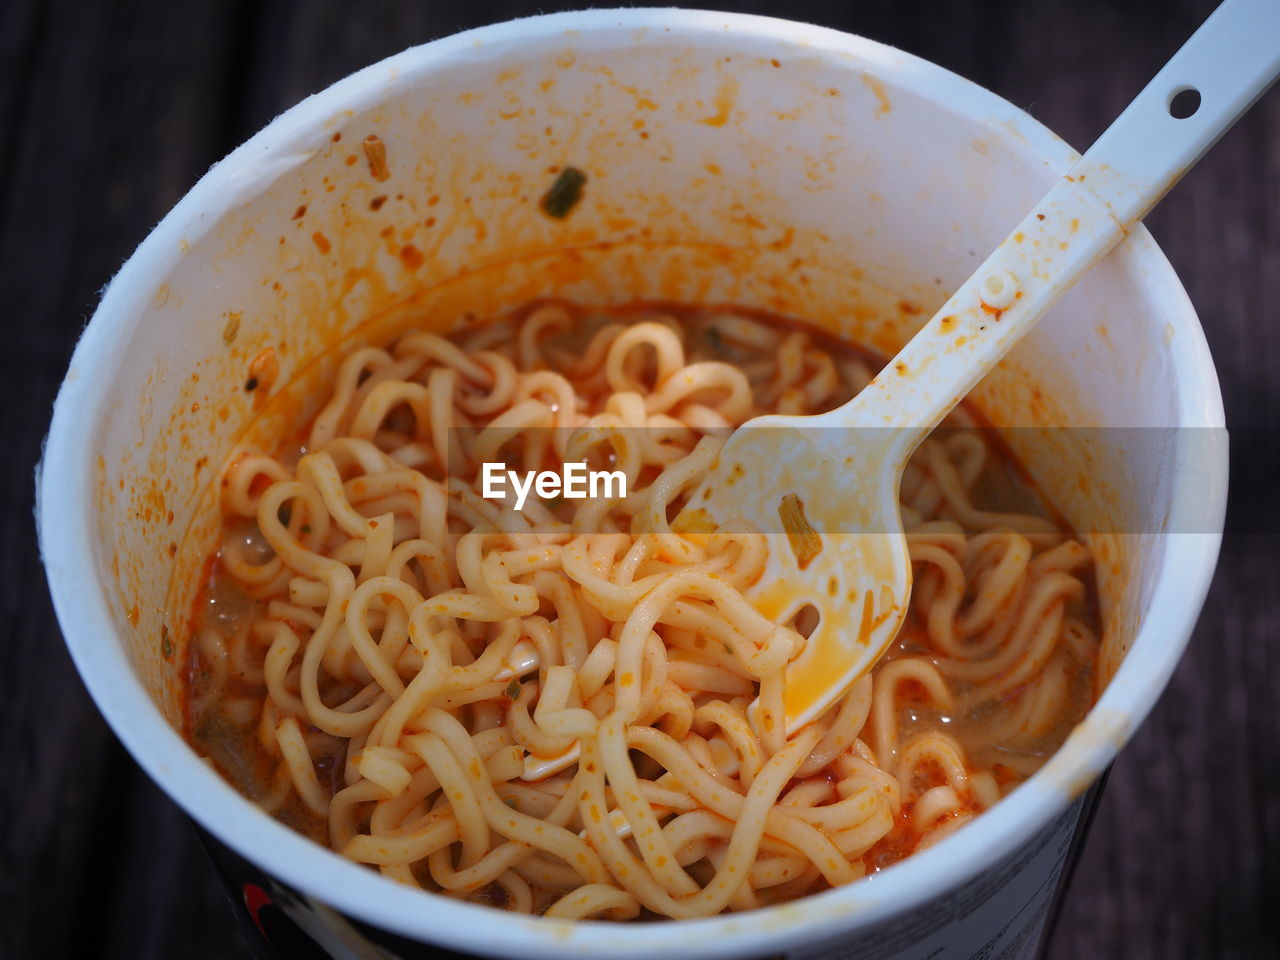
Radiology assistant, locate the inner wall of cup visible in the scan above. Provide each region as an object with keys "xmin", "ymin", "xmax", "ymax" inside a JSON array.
[{"xmin": 90, "ymin": 27, "xmax": 1178, "ymax": 725}]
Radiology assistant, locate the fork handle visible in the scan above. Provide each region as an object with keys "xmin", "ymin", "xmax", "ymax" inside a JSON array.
[{"xmin": 832, "ymin": 0, "xmax": 1280, "ymax": 445}]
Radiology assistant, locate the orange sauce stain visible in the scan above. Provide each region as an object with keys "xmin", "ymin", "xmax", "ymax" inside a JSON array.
[
  {"xmin": 246, "ymin": 347, "xmax": 280, "ymax": 410},
  {"xmin": 862, "ymin": 73, "xmax": 892, "ymax": 115},
  {"xmin": 222, "ymin": 312, "xmax": 241, "ymax": 344},
  {"xmin": 362, "ymin": 134, "xmax": 390, "ymax": 182},
  {"xmin": 700, "ymin": 77, "xmax": 739, "ymax": 128},
  {"xmin": 399, "ymin": 244, "xmax": 424, "ymax": 270}
]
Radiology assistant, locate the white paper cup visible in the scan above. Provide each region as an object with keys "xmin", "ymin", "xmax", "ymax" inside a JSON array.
[{"xmin": 39, "ymin": 9, "xmax": 1226, "ymax": 959}]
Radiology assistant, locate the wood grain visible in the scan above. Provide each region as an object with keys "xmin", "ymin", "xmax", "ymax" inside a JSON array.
[{"xmin": 2, "ymin": 1, "xmax": 1274, "ymax": 957}]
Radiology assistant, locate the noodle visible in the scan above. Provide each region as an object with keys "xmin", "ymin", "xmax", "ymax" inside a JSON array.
[{"xmin": 185, "ymin": 301, "xmax": 1099, "ymax": 919}]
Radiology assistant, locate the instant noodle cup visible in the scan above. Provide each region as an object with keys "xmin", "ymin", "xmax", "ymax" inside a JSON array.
[{"xmin": 39, "ymin": 9, "xmax": 1226, "ymax": 959}]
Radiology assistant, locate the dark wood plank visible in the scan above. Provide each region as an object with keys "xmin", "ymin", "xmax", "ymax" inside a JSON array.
[
  {"xmin": 1003, "ymin": 1, "xmax": 1280, "ymax": 956},
  {"xmin": 2, "ymin": 1, "xmax": 1275, "ymax": 958},
  {"xmin": 232, "ymin": 0, "xmax": 562, "ymax": 136},
  {"xmin": 1003, "ymin": 2, "xmax": 1280, "ymax": 958},
  {"xmin": 0, "ymin": 0, "xmax": 245, "ymax": 957}
]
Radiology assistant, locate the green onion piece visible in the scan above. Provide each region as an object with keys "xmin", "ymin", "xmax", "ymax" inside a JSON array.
[
  {"xmin": 541, "ymin": 167, "xmax": 587, "ymax": 219},
  {"xmin": 505, "ymin": 678, "xmax": 522, "ymax": 700},
  {"xmin": 779, "ymin": 493, "xmax": 822, "ymax": 569}
]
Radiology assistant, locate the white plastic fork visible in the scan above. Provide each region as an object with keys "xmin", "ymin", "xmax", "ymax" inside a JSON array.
[{"xmin": 678, "ymin": 0, "xmax": 1280, "ymax": 737}]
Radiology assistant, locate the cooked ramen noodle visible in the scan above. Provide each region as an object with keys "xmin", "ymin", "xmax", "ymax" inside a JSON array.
[{"xmin": 186, "ymin": 302, "xmax": 1098, "ymax": 920}]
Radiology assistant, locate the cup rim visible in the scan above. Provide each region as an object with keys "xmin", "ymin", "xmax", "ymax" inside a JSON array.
[{"xmin": 38, "ymin": 8, "xmax": 1227, "ymax": 957}]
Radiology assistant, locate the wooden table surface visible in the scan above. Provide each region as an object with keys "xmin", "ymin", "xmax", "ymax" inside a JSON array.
[{"xmin": 2, "ymin": 1, "xmax": 1276, "ymax": 957}]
